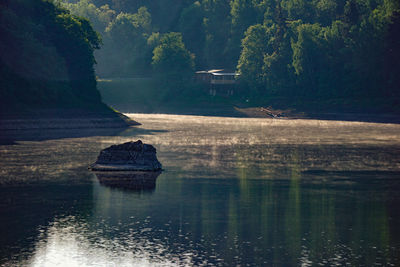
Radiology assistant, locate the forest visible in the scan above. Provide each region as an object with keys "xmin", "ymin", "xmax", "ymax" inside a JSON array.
[
  {"xmin": 56, "ymin": 0, "xmax": 400, "ymax": 112},
  {"xmin": 1, "ymin": 0, "xmax": 399, "ymax": 113},
  {"xmin": 0, "ymin": 0, "xmax": 105, "ymax": 113}
]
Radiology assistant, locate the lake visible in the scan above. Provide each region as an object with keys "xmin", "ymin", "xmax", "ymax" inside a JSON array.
[{"xmin": 1, "ymin": 114, "xmax": 400, "ymax": 266}]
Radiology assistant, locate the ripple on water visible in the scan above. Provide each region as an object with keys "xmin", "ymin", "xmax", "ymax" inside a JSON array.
[{"xmin": 1, "ymin": 114, "xmax": 400, "ymax": 266}]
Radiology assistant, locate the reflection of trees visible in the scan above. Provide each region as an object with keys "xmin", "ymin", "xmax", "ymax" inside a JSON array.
[
  {"xmin": 173, "ymin": 153, "xmax": 396, "ymax": 265},
  {"xmin": 94, "ymin": 171, "xmax": 161, "ymax": 192},
  {"xmin": 284, "ymin": 150, "xmax": 302, "ymax": 265},
  {"xmin": 233, "ymin": 144, "xmax": 400, "ymax": 176},
  {"xmin": 85, "ymin": 142, "xmax": 400, "ymax": 266}
]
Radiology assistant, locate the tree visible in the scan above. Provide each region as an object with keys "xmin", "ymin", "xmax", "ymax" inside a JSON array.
[
  {"xmin": 152, "ymin": 32, "xmax": 194, "ymax": 74},
  {"xmin": 51, "ymin": 13, "xmax": 102, "ymax": 100},
  {"xmin": 152, "ymin": 32, "xmax": 195, "ymax": 91},
  {"xmin": 384, "ymin": 9, "xmax": 400, "ymax": 96},
  {"xmin": 57, "ymin": 0, "xmax": 116, "ymax": 32},
  {"xmin": 237, "ymin": 24, "xmax": 271, "ymax": 93},
  {"xmin": 0, "ymin": 0, "xmax": 103, "ymax": 110},
  {"xmin": 228, "ymin": 0, "xmax": 261, "ymax": 67},
  {"xmin": 98, "ymin": 6, "xmax": 152, "ymax": 76},
  {"xmin": 105, "ymin": 7, "xmax": 151, "ymax": 42},
  {"xmin": 56, "ymin": 0, "xmax": 400, "ymax": 111},
  {"xmin": 281, "ymin": 0, "xmax": 314, "ymax": 22},
  {"xmin": 315, "ymin": 0, "xmax": 338, "ymax": 25},
  {"xmin": 178, "ymin": 1, "xmax": 206, "ymax": 68},
  {"xmin": 202, "ymin": 0, "xmax": 232, "ymax": 68}
]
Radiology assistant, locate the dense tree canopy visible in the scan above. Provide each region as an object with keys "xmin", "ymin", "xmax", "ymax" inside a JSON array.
[
  {"xmin": 151, "ymin": 32, "xmax": 195, "ymax": 97},
  {"xmin": 0, "ymin": 0, "xmax": 104, "ymax": 112},
  {"xmin": 98, "ymin": 7, "xmax": 152, "ymax": 76},
  {"xmin": 152, "ymin": 32, "xmax": 194, "ymax": 78},
  {"xmin": 29, "ymin": 0, "xmax": 400, "ymax": 110},
  {"xmin": 236, "ymin": 0, "xmax": 400, "ymax": 104}
]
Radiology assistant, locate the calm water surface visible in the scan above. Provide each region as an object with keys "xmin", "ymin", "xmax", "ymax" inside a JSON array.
[{"xmin": 1, "ymin": 114, "xmax": 400, "ymax": 266}]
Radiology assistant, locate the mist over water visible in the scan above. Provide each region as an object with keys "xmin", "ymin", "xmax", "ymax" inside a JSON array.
[{"xmin": 1, "ymin": 114, "xmax": 400, "ymax": 266}]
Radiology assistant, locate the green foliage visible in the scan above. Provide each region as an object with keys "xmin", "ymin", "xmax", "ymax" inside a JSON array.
[
  {"xmin": 201, "ymin": 0, "xmax": 233, "ymax": 68},
  {"xmin": 229, "ymin": 0, "xmax": 261, "ymax": 67},
  {"xmin": 178, "ymin": 1, "xmax": 206, "ymax": 68},
  {"xmin": 105, "ymin": 9, "xmax": 150, "ymax": 41},
  {"xmin": 57, "ymin": 0, "xmax": 400, "ymax": 111},
  {"xmin": 152, "ymin": 32, "xmax": 195, "ymax": 81},
  {"xmin": 237, "ymin": 0, "xmax": 400, "ymax": 105},
  {"xmin": 56, "ymin": 0, "xmax": 116, "ymax": 31},
  {"xmin": 384, "ymin": 9, "xmax": 400, "ymax": 96},
  {"xmin": 0, "ymin": 0, "xmax": 104, "ymax": 112},
  {"xmin": 97, "ymin": 6, "xmax": 152, "ymax": 76},
  {"xmin": 238, "ymin": 24, "xmax": 271, "ymax": 91},
  {"xmin": 150, "ymin": 32, "xmax": 195, "ymax": 100}
]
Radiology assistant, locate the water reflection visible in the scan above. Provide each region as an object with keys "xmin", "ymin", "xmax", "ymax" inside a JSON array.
[
  {"xmin": 16, "ymin": 173, "xmax": 398, "ymax": 266},
  {"xmin": 94, "ymin": 171, "xmax": 161, "ymax": 192},
  {"xmin": 26, "ymin": 216, "xmax": 196, "ymax": 267},
  {"xmin": 0, "ymin": 182, "xmax": 94, "ymax": 266},
  {"xmin": 1, "ymin": 114, "xmax": 400, "ymax": 266}
]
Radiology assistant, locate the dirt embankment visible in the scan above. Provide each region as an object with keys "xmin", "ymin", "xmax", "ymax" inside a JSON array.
[
  {"xmin": 0, "ymin": 109, "xmax": 140, "ymax": 130},
  {"xmin": 235, "ymin": 106, "xmax": 400, "ymax": 123},
  {"xmin": 235, "ymin": 106, "xmax": 305, "ymax": 119}
]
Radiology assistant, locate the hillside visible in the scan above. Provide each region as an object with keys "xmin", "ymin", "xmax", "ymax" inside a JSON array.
[
  {"xmin": 57, "ymin": 0, "xmax": 400, "ymax": 116},
  {"xmin": 0, "ymin": 0, "xmax": 134, "ymax": 126}
]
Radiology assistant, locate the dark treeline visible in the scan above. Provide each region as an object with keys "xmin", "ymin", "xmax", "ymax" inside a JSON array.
[
  {"xmin": 237, "ymin": 0, "xmax": 400, "ymax": 106},
  {"xmin": 0, "ymin": 0, "xmax": 104, "ymax": 113},
  {"xmin": 58, "ymin": 0, "xmax": 400, "ymax": 110},
  {"xmin": 2, "ymin": 0, "xmax": 399, "ymax": 112},
  {"xmin": 57, "ymin": 0, "xmax": 244, "ymax": 76}
]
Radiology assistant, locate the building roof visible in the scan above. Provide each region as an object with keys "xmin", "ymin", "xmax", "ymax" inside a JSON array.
[
  {"xmin": 195, "ymin": 69, "xmax": 224, "ymax": 74},
  {"xmin": 208, "ymin": 69, "xmax": 225, "ymax": 73},
  {"xmin": 211, "ymin": 72, "xmax": 239, "ymax": 76},
  {"xmin": 195, "ymin": 69, "xmax": 239, "ymax": 76}
]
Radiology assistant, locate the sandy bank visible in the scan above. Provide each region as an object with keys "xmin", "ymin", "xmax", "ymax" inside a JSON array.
[
  {"xmin": 0, "ymin": 109, "xmax": 140, "ymax": 130},
  {"xmin": 235, "ymin": 106, "xmax": 400, "ymax": 124}
]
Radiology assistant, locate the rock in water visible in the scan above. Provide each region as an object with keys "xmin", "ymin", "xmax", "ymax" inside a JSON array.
[{"xmin": 90, "ymin": 140, "xmax": 162, "ymax": 171}]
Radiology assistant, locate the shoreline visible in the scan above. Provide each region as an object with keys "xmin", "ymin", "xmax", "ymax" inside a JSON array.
[
  {"xmin": 234, "ymin": 106, "xmax": 400, "ymax": 124},
  {"xmin": 1, "ymin": 107, "xmax": 398, "ymax": 134},
  {"xmin": 116, "ymin": 106, "xmax": 400, "ymax": 124},
  {"xmin": 0, "ymin": 109, "xmax": 140, "ymax": 144},
  {"xmin": 0, "ymin": 109, "xmax": 140, "ymax": 131}
]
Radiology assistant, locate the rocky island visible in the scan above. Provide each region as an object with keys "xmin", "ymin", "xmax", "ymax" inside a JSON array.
[{"xmin": 90, "ymin": 140, "xmax": 162, "ymax": 171}]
